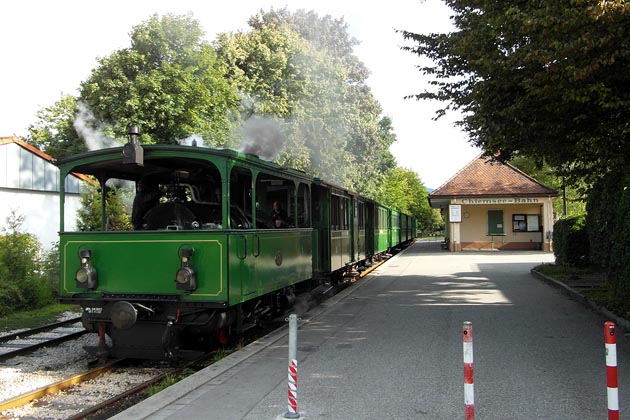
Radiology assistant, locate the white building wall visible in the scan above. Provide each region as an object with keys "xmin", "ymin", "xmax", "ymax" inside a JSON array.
[
  {"xmin": 0, "ymin": 189, "xmax": 82, "ymax": 249},
  {"xmin": 0, "ymin": 141, "xmax": 85, "ymax": 250}
]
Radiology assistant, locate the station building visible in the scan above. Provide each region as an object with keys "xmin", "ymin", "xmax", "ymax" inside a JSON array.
[
  {"xmin": 0, "ymin": 136, "xmax": 88, "ymax": 249},
  {"xmin": 428, "ymin": 154, "xmax": 558, "ymax": 252}
]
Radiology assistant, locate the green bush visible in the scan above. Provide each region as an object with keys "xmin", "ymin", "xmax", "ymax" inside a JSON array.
[
  {"xmin": 606, "ymin": 175, "xmax": 630, "ymax": 309},
  {"xmin": 553, "ymin": 214, "xmax": 589, "ymax": 268},
  {"xmin": 586, "ymin": 173, "xmax": 621, "ymax": 269},
  {"xmin": 0, "ymin": 211, "xmax": 55, "ymax": 316},
  {"xmin": 585, "ymin": 170, "xmax": 630, "ymax": 314}
]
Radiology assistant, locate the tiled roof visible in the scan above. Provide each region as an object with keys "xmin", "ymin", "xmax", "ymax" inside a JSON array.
[{"xmin": 429, "ymin": 154, "xmax": 558, "ymax": 198}]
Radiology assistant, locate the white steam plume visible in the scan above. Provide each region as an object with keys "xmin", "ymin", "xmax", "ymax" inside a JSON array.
[
  {"xmin": 73, "ymin": 102, "xmax": 120, "ymax": 150},
  {"xmin": 177, "ymin": 134, "xmax": 206, "ymax": 147}
]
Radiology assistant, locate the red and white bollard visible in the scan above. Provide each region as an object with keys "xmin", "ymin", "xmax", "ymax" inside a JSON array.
[
  {"xmin": 286, "ymin": 359, "xmax": 299, "ymax": 418},
  {"xmin": 284, "ymin": 314, "xmax": 300, "ymax": 419},
  {"xmin": 605, "ymin": 321, "xmax": 619, "ymax": 420},
  {"xmin": 463, "ymin": 321, "xmax": 474, "ymax": 420}
]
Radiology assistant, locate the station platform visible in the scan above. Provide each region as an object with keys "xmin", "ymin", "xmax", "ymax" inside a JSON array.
[{"xmin": 111, "ymin": 241, "xmax": 626, "ymax": 420}]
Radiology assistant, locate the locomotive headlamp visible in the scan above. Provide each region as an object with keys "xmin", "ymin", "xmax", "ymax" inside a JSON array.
[
  {"xmin": 122, "ymin": 125, "xmax": 144, "ymax": 165},
  {"xmin": 76, "ymin": 250, "xmax": 98, "ymax": 290},
  {"xmin": 175, "ymin": 248, "xmax": 197, "ymax": 291}
]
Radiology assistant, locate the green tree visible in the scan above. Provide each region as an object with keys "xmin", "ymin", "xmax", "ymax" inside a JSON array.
[
  {"xmin": 26, "ymin": 94, "xmax": 87, "ymax": 160},
  {"xmin": 80, "ymin": 13, "xmax": 241, "ymax": 145},
  {"xmin": 508, "ymin": 156, "xmax": 585, "ymax": 218},
  {"xmin": 76, "ymin": 184, "xmax": 132, "ymax": 231},
  {"xmin": 217, "ymin": 9, "xmax": 397, "ymax": 192},
  {"xmin": 376, "ymin": 167, "xmax": 439, "ymax": 231},
  {"xmin": 401, "ymin": 1, "xmax": 630, "ymax": 183}
]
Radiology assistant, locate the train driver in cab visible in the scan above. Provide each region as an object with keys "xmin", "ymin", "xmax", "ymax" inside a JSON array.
[
  {"xmin": 271, "ymin": 201, "xmax": 289, "ymax": 228},
  {"xmin": 132, "ymin": 179, "xmax": 161, "ymax": 230}
]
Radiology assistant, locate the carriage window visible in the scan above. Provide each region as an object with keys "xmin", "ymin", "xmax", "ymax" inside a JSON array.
[
  {"xmin": 256, "ymin": 173, "xmax": 295, "ymax": 228},
  {"xmin": 230, "ymin": 167, "xmax": 252, "ymax": 229},
  {"xmin": 330, "ymin": 195, "xmax": 340, "ymax": 230},
  {"xmin": 357, "ymin": 200, "xmax": 366, "ymax": 230},
  {"xmin": 341, "ymin": 197, "xmax": 349, "ymax": 230},
  {"xmin": 297, "ymin": 183, "xmax": 310, "ymax": 228},
  {"xmin": 379, "ymin": 208, "xmax": 388, "ymax": 230},
  {"xmin": 331, "ymin": 194, "xmax": 349, "ymax": 230}
]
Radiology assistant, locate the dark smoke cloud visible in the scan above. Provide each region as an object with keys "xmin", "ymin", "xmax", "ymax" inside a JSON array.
[{"xmin": 237, "ymin": 115, "xmax": 286, "ymax": 161}]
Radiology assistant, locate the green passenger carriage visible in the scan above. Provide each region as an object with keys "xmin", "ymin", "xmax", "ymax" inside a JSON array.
[{"xmin": 57, "ymin": 132, "xmax": 415, "ymax": 360}]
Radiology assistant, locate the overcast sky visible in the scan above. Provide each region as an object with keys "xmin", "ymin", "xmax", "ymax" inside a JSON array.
[{"xmin": 0, "ymin": 0, "xmax": 479, "ymax": 188}]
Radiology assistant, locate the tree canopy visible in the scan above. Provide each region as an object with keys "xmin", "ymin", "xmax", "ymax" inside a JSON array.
[
  {"xmin": 401, "ymin": 1, "xmax": 630, "ymax": 183},
  {"xmin": 376, "ymin": 167, "xmax": 441, "ymax": 232},
  {"xmin": 27, "ymin": 95, "xmax": 86, "ymax": 160},
  {"xmin": 79, "ymin": 13, "xmax": 241, "ymax": 145},
  {"xmin": 216, "ymin": 8, "xmax": 397, "ymax": 193},
  {"xmin": 25, "ymin": 9, "xmax": 428, "ymax": 220}
]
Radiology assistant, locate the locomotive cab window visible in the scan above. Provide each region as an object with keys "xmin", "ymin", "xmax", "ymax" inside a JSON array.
[
  {"xmin": 64, "ymin": 157, "xmax": 224, "ymax": 232},
  {"xmin": 230, "ymin": 167, "xmax": 252, "ymax": 229}
]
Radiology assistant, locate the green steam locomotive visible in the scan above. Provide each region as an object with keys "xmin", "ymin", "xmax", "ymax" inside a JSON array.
[{"xmin": 57, "ymin": 129, "xmax": 415, "ymax": 360}]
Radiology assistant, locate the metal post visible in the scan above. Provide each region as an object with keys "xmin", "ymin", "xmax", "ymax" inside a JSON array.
[
  {"xmin": 463, "ymin": 321, "xmax": 474, "ymax": 420},
  {"xmin": 284, "ymin": 314, "xmax": 300, "ymax": 419},
  {"xmin": 605, "ymin": 322, "xmax": 619, "ymax": 420}
]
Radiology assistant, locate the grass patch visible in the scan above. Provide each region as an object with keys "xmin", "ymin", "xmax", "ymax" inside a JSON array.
[
  {"xmin": 0, "ymin": 303, "xmax": 81, "ymax": 332},
  {"xmin": 148, "ymin": 369, "xmax": 194, "ymax": 396},
  {"xmin": 534, "ymin": 263, "xmax": 604, "ymax": 281},
  {"xmin": 533, "ymin": 263, "xmax": 630, "ymax": 318}
]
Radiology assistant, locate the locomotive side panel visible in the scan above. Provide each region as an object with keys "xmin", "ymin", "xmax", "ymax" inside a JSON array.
[{"xmin": 228, "ymin": 230, "xmax": 313, "ymax": 305}]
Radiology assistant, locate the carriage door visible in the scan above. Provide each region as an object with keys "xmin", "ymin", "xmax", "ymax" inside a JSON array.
[{"xmin": 229, "ymin": 166, "xmax": 256, "ymax": 299}]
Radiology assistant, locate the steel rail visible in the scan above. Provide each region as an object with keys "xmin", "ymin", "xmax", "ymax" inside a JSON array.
[
  {"xmin": 0, "ymin": 316, "xmax": 82, "ymax": 343},
  {"xmin": 66, "ymin": 369, "xmax": 171, "ymax": 420},
  {"xmin": 0, "ymin": 329, "xmax": 88, "ymax": 362},
  {"xmin": 0, "ymin": 359, "xmax": 124, "ymax": 412}
]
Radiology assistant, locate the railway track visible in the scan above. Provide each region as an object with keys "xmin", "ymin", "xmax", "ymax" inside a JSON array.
[
  {"xmin": 0, "ymin": 341, "xmax": 251, "ymax": 419},
  {"xmin": 0, "ymin": 358, "xmax": 168, "ymax": 419},
  {"xmin": 0, "ymin": 316, "xmax": 86, "ymax": 362},
  {"xmin": 0, "ymin": 252, "xmax": 397, "ymax": 419}
]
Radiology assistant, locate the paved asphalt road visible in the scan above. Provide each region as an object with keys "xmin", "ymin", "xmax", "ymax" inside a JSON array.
[
  {"xmin": 274, "ymin": 242, "xmax": 629, "ymax": 419},
  {"xmin": 117, "ymin": 240, "xmax": 629, "ymax": 419}
]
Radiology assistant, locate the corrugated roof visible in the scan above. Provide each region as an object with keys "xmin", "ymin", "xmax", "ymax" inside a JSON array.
[
  {"xmin": 0, "ymin": 135, "xmax": 56, "ymax": 162},
  {"xmin": 429, "ymin": 154, "xmax": 558, "ymax": 198},
  {"xmin": 0, "ymin": 135, "xmax": 94, "ymax": 185}
]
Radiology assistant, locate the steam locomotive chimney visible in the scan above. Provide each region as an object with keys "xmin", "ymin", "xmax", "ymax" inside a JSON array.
[{"xmin": 122, "ymin": 125, "xmax": 144, "ymax": 165}]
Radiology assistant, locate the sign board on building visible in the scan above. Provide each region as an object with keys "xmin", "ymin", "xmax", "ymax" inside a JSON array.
[
  {"xmin": 459, "ymin": 197, "xmax": 540, "ymax": 205},
  {"xmin": 449, "ymin": 204, "xmax": 462, "ymax": 223}
]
